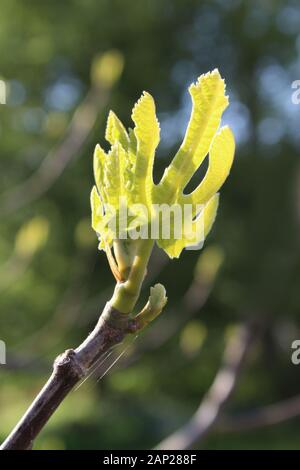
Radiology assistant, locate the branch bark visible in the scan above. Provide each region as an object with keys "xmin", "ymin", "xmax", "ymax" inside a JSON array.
[
  {"xmin": 0, "ymin": 301, "xmax": 146, "ymax": 450},
  {"xmin": 1, "ymin": 239, "xmax": 165, "ymax": 450}
]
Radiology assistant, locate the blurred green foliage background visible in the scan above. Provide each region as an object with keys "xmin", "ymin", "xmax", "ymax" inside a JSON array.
[{"xmin": 1, "ymin": 0, "xmax": 300, "ymax": 450}]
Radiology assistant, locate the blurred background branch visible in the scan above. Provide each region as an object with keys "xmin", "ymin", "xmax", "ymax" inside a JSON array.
[
  {"xmin": 219, "ymin": 394, "xmax": 300, "ymax": 433},
  {"xmin": 0, "ymin": 50, "xmax": 123, "ymax": 216},
  {"xmin": 156, "ymin": 322, "xmax": 258, "ymax": 450}
]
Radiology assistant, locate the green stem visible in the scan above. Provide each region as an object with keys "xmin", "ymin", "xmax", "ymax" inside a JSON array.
[
  {"xmin": 113, "ymin": 239, "xmax": 136, "ymax": 280},
  {"xmin": 111, "ymin": 238, "xmax": 154, "ymax": 313}
]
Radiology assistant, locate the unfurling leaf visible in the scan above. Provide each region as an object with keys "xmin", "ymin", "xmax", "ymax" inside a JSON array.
[{"xmin": 91, "ymin": 69, "xmax": 235, "ymax": 259}]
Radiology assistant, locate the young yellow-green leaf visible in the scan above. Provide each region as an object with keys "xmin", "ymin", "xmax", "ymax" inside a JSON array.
[
  {"xmin": 179, "ymin": 126, "xmax": 235, "ymax": 208},
  {"xmin": 157, "ymin": 194, "xmax": 219, "ymax": 258},
  {"xmin": 131, "ymin": 92, "xmax": 160, "ymax": 207},
  {"xmin": 105, "ymin": 111, "xmax": 129, "ymax": 150},
  {"xmin": 103, "ymin": 143, "xmax": 121, "ymax": 207},
  {"xmin": 154, "ymin": 69, "xmax": 229, "ymax": 204},
  {"xmin": 91, "ymin": 69, "xmax": 235, "ymax": 259},
  {"xmin": 90, "ymin": 185, "xmax": 104, "ymax": 233},
  {"xmin": 93, "ymin": 144, "xmax": 107, "ymax": 203},
  {"xmin": 91, "ymin": 185, "xmax": 115, "ymax": 249}
]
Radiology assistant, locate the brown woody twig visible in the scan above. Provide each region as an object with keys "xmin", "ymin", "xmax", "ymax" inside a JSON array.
[{"xmin": 0, "ymin": 301, "xmax": 147, "ymax": 450}]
